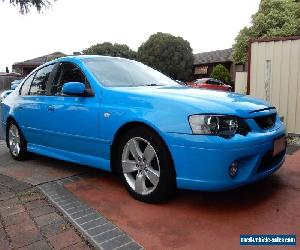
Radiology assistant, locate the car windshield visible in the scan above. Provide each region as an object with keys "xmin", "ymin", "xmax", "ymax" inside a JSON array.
[{"xmin": 84, "ymin": 57, "xmax": 178, "ymax": 87}]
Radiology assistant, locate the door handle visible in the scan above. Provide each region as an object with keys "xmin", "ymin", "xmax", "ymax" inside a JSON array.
[
  {"xmin": 48, "ymin": 105, "xmax": 55, "ymax": 111},
  {"xmin": 17, "ymin": 106, "xmax": 23, "ymax": 109}
]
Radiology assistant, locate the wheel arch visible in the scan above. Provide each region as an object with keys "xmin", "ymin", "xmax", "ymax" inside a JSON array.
[{"xmin": 110, "ymin": 121, "xmax": 176, "ymax": 176}]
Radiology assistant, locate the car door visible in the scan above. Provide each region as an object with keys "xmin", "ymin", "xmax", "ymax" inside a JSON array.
[
  {"xmin": 42, "ymin": 62, "xmax": 100, "ymax": 157},
  {"xmin": 14, "ymin": 64, "xmax": 56, "ymax": 145}
]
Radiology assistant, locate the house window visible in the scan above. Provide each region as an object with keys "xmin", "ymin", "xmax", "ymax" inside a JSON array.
[{"xmin": 194, "ymin": 66, "xmax": 208, "ymax": 75}]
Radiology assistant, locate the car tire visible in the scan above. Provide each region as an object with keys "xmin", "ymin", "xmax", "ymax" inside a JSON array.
[
  {"xmin": 7, "ymin": 121, "xmax": 28, "ymax": 160},
  {"xmin": 116, "ymin": 126, "xmax": 176, "ymax": 203}
]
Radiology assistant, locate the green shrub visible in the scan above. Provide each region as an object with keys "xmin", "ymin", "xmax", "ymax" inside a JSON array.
[{"xmin": 210, "ymin": 64, "xmax": 231, "ymax": 84}]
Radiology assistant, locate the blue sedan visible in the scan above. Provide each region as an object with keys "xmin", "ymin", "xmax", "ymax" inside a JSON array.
[
  {"xmin": 0, "ymin": 90, "xmax": 13, "ymax": 102},
  {"xmin": 0, "ymin": 56, "xmax": 286, "ymax": 202}
]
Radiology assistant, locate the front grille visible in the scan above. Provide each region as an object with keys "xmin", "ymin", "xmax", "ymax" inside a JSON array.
[
  {"xmin": 257, "ymin": 150, "xmax": 285, "ymax": 173},
  {"xmin": 254, "ymin": 114, "xmax": 276, "ymax": 130}
]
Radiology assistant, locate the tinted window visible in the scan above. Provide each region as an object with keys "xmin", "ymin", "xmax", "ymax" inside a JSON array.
[
  {"xmin": 51, "ymin": 63, "xmax": 88, "ymax": 95},
  {"xmin": 20, "ymin": 73, "xmax": 35, "ymax": 96},
  {"xmin": 84, "ymin": 57, "xmax": 178, "ymax": 87},
  {"xmin": 207, "ymin": 79, "xmax": 222, "ymax": 85},
  {"xmin": 29, "ymin": 64, "xmax": 54, "ymax": 96}
]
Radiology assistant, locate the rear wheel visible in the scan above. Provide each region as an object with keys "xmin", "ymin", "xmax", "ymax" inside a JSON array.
[
  {"xmin": 7, "ymin": 122, "xmax": 27, "ymax": 160},
  {"xmin": 117, "ymin": 127, "xmax": 176, "ymax": 203}
]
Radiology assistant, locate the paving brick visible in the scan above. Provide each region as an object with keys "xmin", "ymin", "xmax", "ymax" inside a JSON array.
[
  {"xmin": 56, "ymin": 198, "xmax": 78, "ymax": 207},
  {"xmin": 0, "ymin": 239, "xmax": 10, "ymax": 250},
  {"xmin": 0, "ymin": 204, "xmax": 25, "ymax": 217},
  {"xmin": 53, "ymin": 194, "xmax": 74, "ymax": 201},
  {"xmin": 100, "ymin": 235, "xmax": 132, "ymax": 250},
  {"xmin": 69, "ymin": 209, "xmax": 94, "ymax": 220},
  {"xmin": 86, "ymin": 223, "xmax": 115, "ymax": 237},
  {"xmin": 28, "ymin": 205, "xmax": 55, "ymax": 218},
  {"xmin": 63, "ymin": 202, "xmax": 86, "ymax": 210},
  {"xmin": 7, "ymin": 181, "xmax": 31, "ymax": 193},
  {"xmin": 3, "ymin": 211, "xmax": 32, "ymax": 226},
  {"xmin": 80, "ymin": 217, "xmax": 107, "ymax": 230},
  {"xmin": 0, "ymin": 226, "xmax": 7, "ymax": 240},
  {"xmin": 67, "ymin": 205, "xmax": 90, "ymax": 215},
  {"xmin": 52, "ymin": 195, "xmax": 69, "ymax": 202},
  {"xmin": 0, "ymin": 197, "xmax": 19, "ymax": 208},
  {"xmin": 55, "ymin": 198, "xmax": 76, "ymax": 206},
  {"xmin": 48, "ymin": 229, "xmax": 82, "ymax": 249},
  {"xmin": 40, "ymin": 219, "xmax": 70, "ymax": 237},
  {"xmin": 18, "ymin": 240, "xmax": 51, "ymax": 250},
  {"xmin": 0, "ymin": 191, "xmax": 15, "ymax": 201},
  {"xmin": 19, "ymin": 192, "xmax": 45, "ymax": 203},
  {"xmin": 6, "ymin": 221, "xmax": 36, "ymax": 238},
  {"xmin": 60, "ymin": 241, "xmax": 90, "ymax": 250},
  {"xmin": 117, "ymin": 241, "xmax": 142, "ymax": 250},
  {"xmin": 93, "ymin": 228, "xmax": 123, "ymax": 244},
  {"xmin": 24, "ymin": 199, "xmax": 48, "ymax": 210},
  {"xmin": 0, "ymin": 175, "xmax": 14, "ymax": 183},
  {"xmin": 75, "ymin": 213, "xmax": 101, "ymax": 225},
  {"xmin": 34, "ymin": 212, "xmax": 62, "ymax": 227},
  {"xmin": 0, "ymin": 185, "xmax": 11, "ymax": 193},
  {"xmin": 10, "ymin": 227, "xmax": 43, "ymax": 248}
]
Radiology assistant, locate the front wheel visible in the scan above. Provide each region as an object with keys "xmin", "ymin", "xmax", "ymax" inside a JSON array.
[
  {"xmin": 7, "ymin": 122, "xmax": 28, "ymax": 160},
  {"xmin": 117, "ymin": 127, "xmax": 176, "ymax": 203}
]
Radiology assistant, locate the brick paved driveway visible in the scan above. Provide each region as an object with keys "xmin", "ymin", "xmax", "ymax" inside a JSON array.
[
  {"xmin": 0, "ymin": 175, "xmax": 90, "ymax": 249},
  {"xmin": 0, "ymin": 137, "xmax": 299, "ymax": 249},
  {"xmin": 65, "ymin": 147, "xmax": 300, "ymax": 249}
]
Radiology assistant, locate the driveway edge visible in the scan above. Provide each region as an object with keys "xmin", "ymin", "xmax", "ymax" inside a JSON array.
[{"xmin": 39, "ymin": 176, "xmax": 143, "ymax": 250}]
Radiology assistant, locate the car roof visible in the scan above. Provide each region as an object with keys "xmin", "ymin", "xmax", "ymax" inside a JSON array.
[
  {"xmin": 31, "ymin": 55, "xmax": 130, "ymax": 75},
  {"xmin": 39, "ymin": 55, "xmax": 133, "ymax": 68},
  {"xmin": 58, "ymin": 55, "xmax": 130, "ymax": 63}
]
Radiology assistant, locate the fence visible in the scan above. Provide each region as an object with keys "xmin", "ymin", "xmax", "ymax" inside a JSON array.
[
  {"xmin": 235, "ymin": 72, "xmax": 247, "ymax": 95},
  {"xmin": 0, "ymin": 75, "xmax": 22, "ymax": 91},
  {"xmin": 249, "ymin": 37, "xmax": 300, "ymax": 135}
]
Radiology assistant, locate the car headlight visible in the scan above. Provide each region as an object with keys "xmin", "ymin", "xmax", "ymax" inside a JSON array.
[{"xmin": 188, "ymin": 115, "xmax": 246, "ymax": 138}]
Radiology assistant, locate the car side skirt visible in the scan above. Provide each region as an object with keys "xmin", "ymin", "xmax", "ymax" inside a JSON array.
[{"xmin": 27, "ymin": 143, "xmax": 111, "ymax": 171}]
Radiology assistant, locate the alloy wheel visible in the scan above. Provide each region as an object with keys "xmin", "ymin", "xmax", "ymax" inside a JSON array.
[
  {"xmin": 121, "ymin": 137, "xmax": 160, "ymax": 195},
  {"xmin": 8, "ymin": 124, "xmax": 21, "ymax": 157}
]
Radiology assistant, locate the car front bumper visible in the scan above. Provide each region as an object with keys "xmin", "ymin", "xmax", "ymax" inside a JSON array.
[{"xmin": 165, "ymin": 123, "xmax": 286, "ymax": 191}]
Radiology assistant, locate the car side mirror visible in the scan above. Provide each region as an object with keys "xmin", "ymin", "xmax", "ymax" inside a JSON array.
[{"xmin": 62, "ymin": 82, "xmax": 85, "ymax": 96}]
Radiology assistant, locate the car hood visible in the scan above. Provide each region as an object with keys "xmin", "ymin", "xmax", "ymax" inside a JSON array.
[{"xmin": 109, "ymin": 85, "xmax": 274, "ymax": 118}]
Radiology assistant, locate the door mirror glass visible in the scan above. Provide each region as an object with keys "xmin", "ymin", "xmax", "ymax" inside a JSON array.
[{"xmin": 62, "ymin": 82, "xmax": 85, "ymax": 95}]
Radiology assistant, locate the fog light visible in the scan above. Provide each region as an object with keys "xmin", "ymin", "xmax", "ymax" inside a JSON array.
[{"xmin": 229, "ymin": 161, "xmax": 238, "ymax": 178}]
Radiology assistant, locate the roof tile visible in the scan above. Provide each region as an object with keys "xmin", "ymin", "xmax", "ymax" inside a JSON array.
[{"xmin": 194, "ymin": 48, "xmax": 232, "ymax": 65}]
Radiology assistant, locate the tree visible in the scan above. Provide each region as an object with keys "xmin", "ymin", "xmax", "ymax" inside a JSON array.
[
  {"xmin": 137, "ymin": 32, "xmax": 194, "ymax": 81},
  {"xmin": 2, "ymin": 0, "xmax": 54, "ymax": 14},
  {"xmin": 210, "ymin": 64, "xmax": 231, "ymax": 84},
  {"xmin": 82, "ymin": 42, "xmax": 136, "ymax": 60},
  {"xmin": 233, "ymin": 0, "xmax": 300, "ymax": 63}
]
